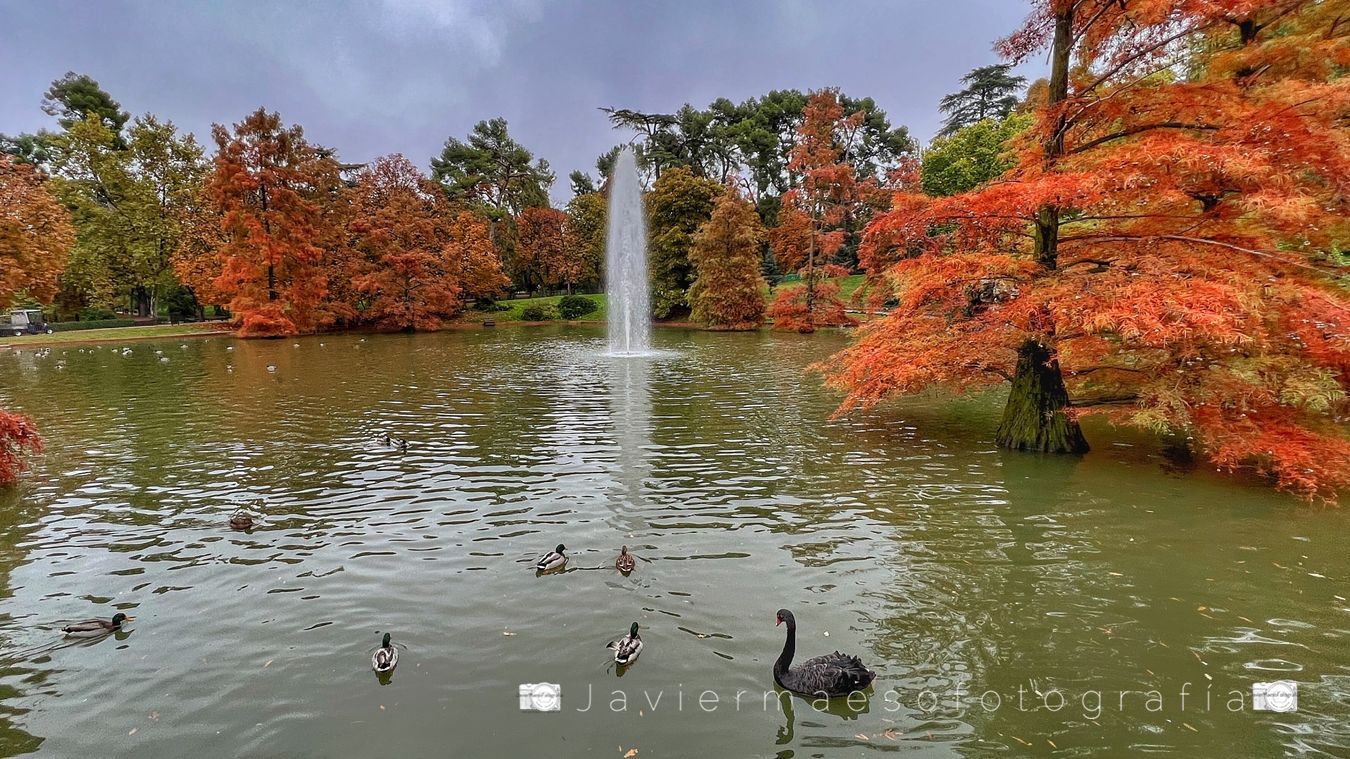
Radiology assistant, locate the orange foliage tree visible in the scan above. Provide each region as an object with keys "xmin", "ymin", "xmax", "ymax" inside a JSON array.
[
  {"xmin": 1, "ymin": 157, "xmax": 72, "ymax": 484},
  {"xmin": 1, "ymin": 157, "xmax": 73, "ymax": 306},
  {"xmin": 688, "ymin": 189, "xmax": 767, "ymax": 330},
  {"xmin": 515, "ymin": 207, "xmax": 579, "ymax": 293},
  {"xmin": 445, "ymin": 211, "xmax": 508, "ymax": 306},
  {"xmin": 825, "ymin": 0, "xmax": 1350, "ymax": 498},
  {"xmin": 204, "ymin": 108, "xmax": 342, "ymax": 336},
  {"xmin": 769, "ymin": 90, "xmax": 869, "ymax": 332},
  {"xmin": 349, "ymin": 154, "xmax": 473, "ymax": 331}
]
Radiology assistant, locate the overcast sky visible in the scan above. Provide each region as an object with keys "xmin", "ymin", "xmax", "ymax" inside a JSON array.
[{"xmin": 1, "ymin": 0, "xmax": 1044, "ymax": 202}]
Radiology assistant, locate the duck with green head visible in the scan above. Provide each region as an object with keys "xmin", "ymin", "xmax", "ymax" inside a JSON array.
[
  {"xmin": 63, "ymin": 613, "xmax": 132, "ymax": 638},
  {"xmin": 607, "ymin": 622, "xmax": 643, "ymax": 665},
  {"xmin": 371, "ymin": 633, "xmax": 399, "ymax": 672}
]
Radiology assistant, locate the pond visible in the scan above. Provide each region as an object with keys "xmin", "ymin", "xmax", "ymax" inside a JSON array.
[{"xmin": 0, "ymin": 326, "xmax": 1345, "ymax": 757}]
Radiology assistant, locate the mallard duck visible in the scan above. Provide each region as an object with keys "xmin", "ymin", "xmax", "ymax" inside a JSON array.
[
  {"xmin": 607, "ymin": 622, "xmax": 643, "ymax": 665},
  {"xmin": 616, "ymin": 545, "xmax": 636, "ymax": 573},
  {"xmin": 63, "ymin": 613, "xmax": 132, "ymax": 637},
  {"xmin": 535, "ymin": 543, "xmax": 567, "ymax": 572},
  {"xmin": 371, "ymin": 632, "xmax": 398, "ymax": 672},
  {"xmin": 773, "ymin": 609, "xmax": 876, "ymax": 698},
  {"xmin": 229, "ymin": 511, "xmax": 254, "ymax": 530}
]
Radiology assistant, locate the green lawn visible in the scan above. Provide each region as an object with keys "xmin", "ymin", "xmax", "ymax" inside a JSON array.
[
  {"xmin": 0, "ymin": 322, "xmax": 231, "ymax": 347},
  {"xmin": 463, "ymin": 293, "xmax": 609, "ymax": 323}
]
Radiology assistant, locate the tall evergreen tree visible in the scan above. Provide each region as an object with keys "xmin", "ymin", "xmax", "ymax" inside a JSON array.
[{"xmin": 937, "ymin": 64, "xmax": 1027, "ymax": 137}]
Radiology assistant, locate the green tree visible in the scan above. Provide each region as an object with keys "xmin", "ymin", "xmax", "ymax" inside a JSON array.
[
  {"xmin": 921, "ymin": 112, "xmax": 1032, "ymax": 196},
  {"xmin": 430, "ymin": 117, "xmax": 553, "ymax": 218},
  {"xmin": 563, "ymin": 191, "xmax": 606, "ymax": 290},
  {"xmin": 938, "ymin": 64, "xmax": 1027, "ymax": 137},
  {"xmin": 43, "ymin": 72, "xmax": 130, "ymax": 135},
  {"xmin": 646, "ymin": 167, "xmax": 722, "ymax": 318},
  {"xmin": 3, "ymin": 72, "xmax": 128, "ymax": 167},
  {"xmin": 568, "ymin": 170, "xmax": 596, "ymax": 196},
  {"xmin": 48, "ymin": 114, "xmax": 206, "ymax": 316}
]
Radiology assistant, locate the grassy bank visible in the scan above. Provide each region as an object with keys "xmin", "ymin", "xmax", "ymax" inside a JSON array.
[
  {"xmin": 0, "ymin": 322, "xmax": 232, "ymax": 348},
  {"xmin": 464, "ymin": 293, "xmax": 609, "ymax": 323}
]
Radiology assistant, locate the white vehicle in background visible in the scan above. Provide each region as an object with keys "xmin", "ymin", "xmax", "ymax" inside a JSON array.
[{"xmin": 5, "ymin": 309, "xmax": 54, "ymax": 336}]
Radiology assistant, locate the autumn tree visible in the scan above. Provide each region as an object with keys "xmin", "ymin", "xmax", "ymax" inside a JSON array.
[
  {"xmin": 564, "ymin": 191, "xmax": 606, "ymax": 291},
  {"xmin": 201, "ymin": 108, "xmax": 342, "ymax": 336},
  {"xmin": 768, "ymin": 89, "xmax": 872, "ymax": 332},
  {"xmin": 938, "ymin": 64, "xmax": 1028, "ymax": 137},
  {"xmin": 688, "ymin": 189, "xmax": 767, "ymax": 330},
  {"xmin": 445, "ymin": 211, "xmax": 509, "ymax": 306},
  {"xmin": 515, "ymin": 207, "xmax": 578, "ymax": 293},
  {"xmin": 346, "ymin": 155, "xmax": 468, "ymax": 330},
  {"xmin": 0, "ymin": 157, "xmax": 73, "ymax": 485},
  {"xmin": 1, "ymin": 158, "xmax": 73, "ymax": 306},
  {"xmin": 647, "ymin": 166, "xmax": 722, "ymax": 318},
  {"xmin": 826, "ymin": 0, "xmax": 1350, "ymax": 499}
]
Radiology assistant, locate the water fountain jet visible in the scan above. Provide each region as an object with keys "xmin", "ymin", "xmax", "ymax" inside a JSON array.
[{"xmin": 605, "ymin": 148, "xmax": 651, "ymax": 356}]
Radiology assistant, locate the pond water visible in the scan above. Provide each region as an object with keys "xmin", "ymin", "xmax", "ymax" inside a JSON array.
[{"xmin": 0, "ymin": 326, "xmax": 1345, "ymax": 757}]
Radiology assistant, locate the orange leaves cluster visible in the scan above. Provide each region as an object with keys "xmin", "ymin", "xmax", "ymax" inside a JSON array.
[
  {"xmin": 769, "ymin": 89, "xmax": 877, "ymax": 332},
  {"xmin": 347, "ymin": 154, "xmax": 501, "ymax": 331},
  {"xmin": 0, "ymin": 410, "xmax": 43, "ymax": 486},
  {"xmin": 180, "ymin": 111, "xmax": 510, "ymax": 337},
  {"xmin": 1, "ymin": 157, "xmax": 74, "ymax": 306},
  {"xmin": 515, "ymin": 207, "xmax": 579, "ymax": 291},
  {"xmin": 206, "ymin": 109, "xmax": 338, "ymax": 336},
  {"xmin": 688, "ymin": 190, "xmax": 767, "ymax": 330},
  {"xmin": 828, "ymin": 0, "xmax": 1350, "ymax": 498}
]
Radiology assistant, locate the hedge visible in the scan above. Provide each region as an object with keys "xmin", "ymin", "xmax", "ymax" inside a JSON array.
[{"xmin": 49, "ymin": 319, "xmax": 139, "ymax": 332}]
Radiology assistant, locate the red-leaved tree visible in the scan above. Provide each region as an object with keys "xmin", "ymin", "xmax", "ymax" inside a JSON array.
[
  {"xmin": 350, "ymin": 155, "xmax": 469, "ymax": 331},
  {"xmin": 769, "ymin": 90, "xmax": 870, "ymax": 332},
  {"xmin": 515, "ymin": 207, "xmax": 579, "ymax": 293},
  {"xmin": 205, "ymin": 108, "xmax": 342, "ymax": 336},
  {"xmin": 1, "ymin": 157, "xmax": 73, "ymax": 484},
  {"xmin": 825, "ymin": 0, "xmax": 1350, "ymax": 499}
]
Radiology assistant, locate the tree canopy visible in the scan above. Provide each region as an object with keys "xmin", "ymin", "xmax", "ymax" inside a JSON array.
[{"xmin": 937, "ymin": 63, "xmax": 1027, "ymax": 137}]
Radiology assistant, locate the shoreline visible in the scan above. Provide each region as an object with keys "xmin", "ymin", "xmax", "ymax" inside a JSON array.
[{"xmin": 0, "ymin": 315, "xmax": 862, "ymax": 350}]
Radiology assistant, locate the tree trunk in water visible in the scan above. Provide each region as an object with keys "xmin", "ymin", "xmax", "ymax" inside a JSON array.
[{"xmin": 995, "ymin": 339, "xmax": 1088, "ymax": 454}]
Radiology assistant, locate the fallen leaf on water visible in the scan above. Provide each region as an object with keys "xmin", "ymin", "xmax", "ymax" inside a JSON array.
[
  {"xmin": 1012, "ymin": 736, "xmax": 1031, "ymax": 746},
  {"xmin": 1182, "ymin": 722, "xmax": 1198, "ymax": 732},
  {"xmin": 148, "ymin": 711, "xmax": 159, "ymax": 721},
  {"xmin": 623, "ymin": 749, "xmax": 638, "ymax": 758},
  {"xmin": 1048, "ymin": 739, "xmax": 1058, "ymax": 748},
  {"xmin": 883, "ymin": 729, "xmax": 900, "ymax": 740},
  {"xmin": 503, "ymin": 631, "xmax": 517, "ymax": 637},
  {"xmin": 855, "ymin": 733, "xmax": 869, "ymax": 741},
  {"xmin": 128, "ymin": 728, "xmax": 137, "ymax": 736},
  {"xmin": 263, "ymin": 660, "xmax": 273, "ymax": 668},
  {"xmin": 379, "ymin": 705, "xmax": 385, "ymax": 711},
  {"xmin": 1108, "ymin": 571, "xmax": 1123, "ymax": 576}
]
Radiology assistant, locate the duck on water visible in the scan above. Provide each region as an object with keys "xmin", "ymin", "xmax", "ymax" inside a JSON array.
[{"xmin": 772, "ymin": 609, "xmax": 875, "ymax": 698}]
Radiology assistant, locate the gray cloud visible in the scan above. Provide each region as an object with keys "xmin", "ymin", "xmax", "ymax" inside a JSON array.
[{"xmin": 0, "ymin": 0, "xmax": 1043, "ymax": 203}]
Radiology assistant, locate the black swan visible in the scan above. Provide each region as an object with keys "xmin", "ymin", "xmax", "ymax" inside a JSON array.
[{"xmin": 773, "ymin": 609, "xmax": 875, "ymax": 697}]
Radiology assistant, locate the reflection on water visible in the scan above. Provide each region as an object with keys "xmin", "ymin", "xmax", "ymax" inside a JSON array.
[{"xmin": 0, "ymin": 325, "xmax": 1345, "ymax": 757}]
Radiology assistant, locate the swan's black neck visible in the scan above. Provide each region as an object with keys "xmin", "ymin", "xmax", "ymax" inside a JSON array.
[{"xmin": 774, "ymin": 619, "xmax": 796, "ymax": 678}]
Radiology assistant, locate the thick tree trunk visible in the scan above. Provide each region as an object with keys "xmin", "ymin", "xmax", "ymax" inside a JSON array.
[{"xmin": 995, "ymin": 339, "xmax": 1089, "ymax": 454}]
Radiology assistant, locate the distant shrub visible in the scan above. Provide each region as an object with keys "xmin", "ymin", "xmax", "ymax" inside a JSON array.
[
  {"xmin": 50, "ymin": 319, "xmax": 137, "ymax": 332},
  {"xmin": 557, "ymin": 295, "xmax": 599, "ymax": 320},
  {"xmin": 520, "ymin": 305, "xmax": 556, "ymax": 321},
  {"xmin": 78, "ymin": 307, "xmax": 118, "ymax": 321},
  {"xmin": 474, "ymin": 297, "xmax": 511, "ymax": 312}
]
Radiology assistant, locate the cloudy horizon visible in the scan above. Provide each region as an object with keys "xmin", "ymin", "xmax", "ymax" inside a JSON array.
[{"xmin": 2, "ymin": 0, "xmax": 1045, "ymax": 201}]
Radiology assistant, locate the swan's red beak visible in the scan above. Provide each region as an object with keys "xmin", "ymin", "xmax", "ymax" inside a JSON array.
[{"xmin": 775, "ymin": 616, "xmax": 781, "ymax": 626}]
